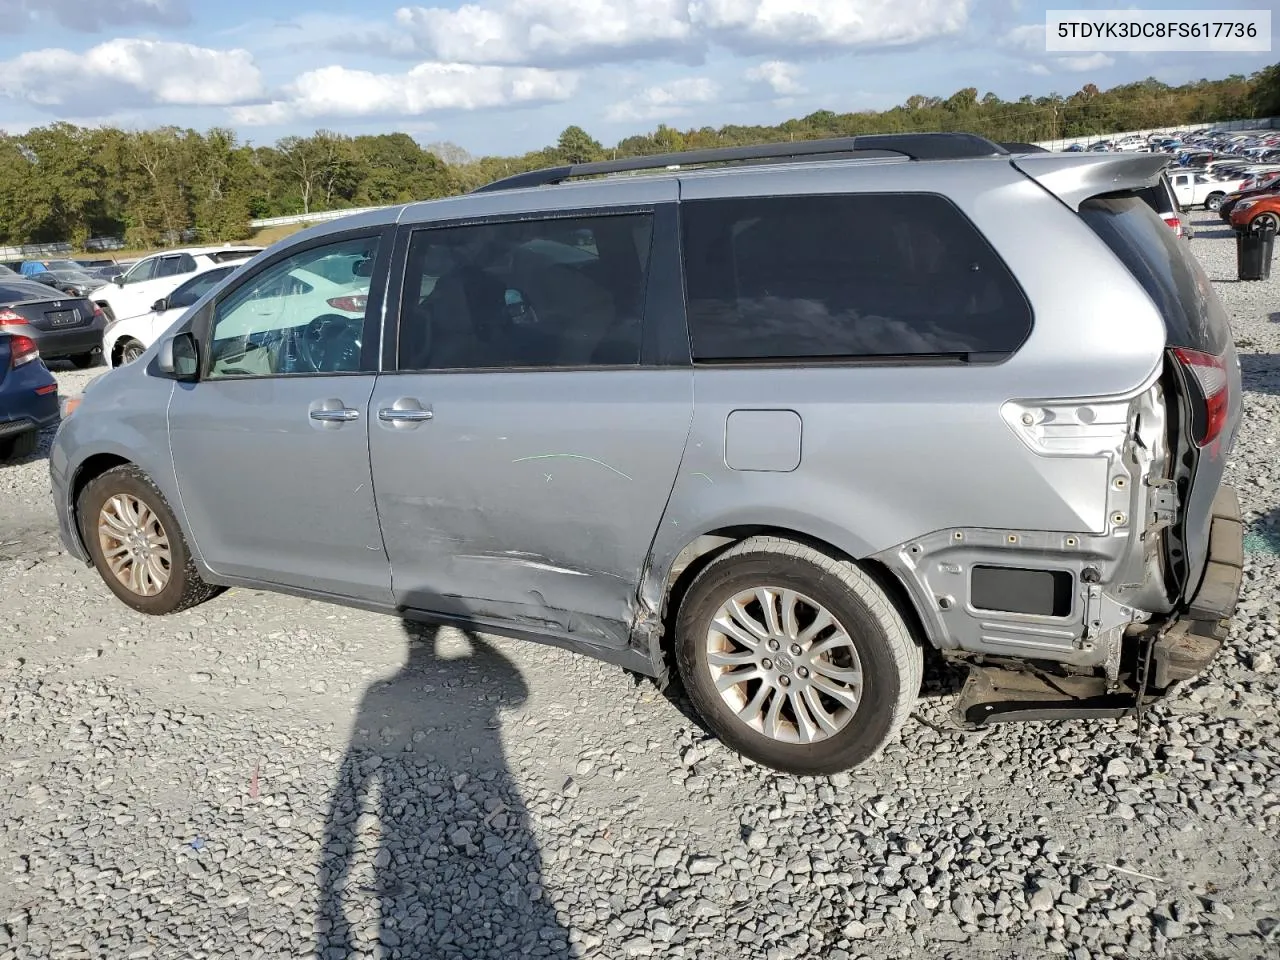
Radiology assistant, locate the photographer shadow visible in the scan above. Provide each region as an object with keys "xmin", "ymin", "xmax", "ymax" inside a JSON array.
[{"xmin": 315, "ymin": 605, "xmax": 570, "ymax": 959}]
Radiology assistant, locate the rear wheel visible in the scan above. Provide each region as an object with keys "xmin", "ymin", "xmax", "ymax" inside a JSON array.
[
  {"xmin": 0, "ymin": 429, "xmax": 37, "ymax": 461},
  {"xmin": 1205, "ymin": 193, "xmax": 1225, "ymax": 211},
  {"xmin": 673, "ymin": 536, "xmax": 922, "ymax": 776},
  {"xmin": 78, "ymin": 464, "xmax": 221, "ymax": 615}
]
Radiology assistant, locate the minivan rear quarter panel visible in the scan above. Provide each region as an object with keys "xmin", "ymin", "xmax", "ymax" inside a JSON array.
[{"xmin": 641, "ymin": 160, "xmax": 1171, "ymax": 661}]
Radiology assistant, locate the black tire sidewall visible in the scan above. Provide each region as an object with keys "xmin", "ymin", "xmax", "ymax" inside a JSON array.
[
  {"xmin": 79, "ymin": 467, "xmax": 194, "ymax": 614},
  {"xmin": 675, "ymin": 554, "xmax": 907, "ymax": 776}
]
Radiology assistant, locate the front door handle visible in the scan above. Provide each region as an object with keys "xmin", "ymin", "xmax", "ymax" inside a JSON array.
[
  {"xmin": 310, "ymin": 408, "xmax": 361, "ymax": 423},
  {"xmin": 378, "ymin": 398, "xmax": 433, "ymax": 427}
]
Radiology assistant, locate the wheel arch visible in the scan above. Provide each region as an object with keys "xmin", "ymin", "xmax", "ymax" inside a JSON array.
[{"xmin": 647, "ymin": 523, "xmax": 933, "ymax": 667}]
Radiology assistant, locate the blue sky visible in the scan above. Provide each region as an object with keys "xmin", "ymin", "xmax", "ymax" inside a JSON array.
[{"xmin": 0, "ymin": 0, "xmax": 1273, "ymax": 156}]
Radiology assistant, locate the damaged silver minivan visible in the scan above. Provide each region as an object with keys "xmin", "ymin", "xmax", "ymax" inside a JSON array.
[{"xmin": 49, "ymin": 133, "xmax": 1244, "ymax": 775}]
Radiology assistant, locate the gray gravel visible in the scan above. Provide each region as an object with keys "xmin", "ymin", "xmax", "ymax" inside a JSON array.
[{"xmin": 2, "ymin": 213, "xmax": 1279, "ymax": 960}]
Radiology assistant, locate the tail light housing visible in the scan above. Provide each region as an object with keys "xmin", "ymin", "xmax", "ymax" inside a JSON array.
[
  {"xmin": 0, "ymin": 308, "xmax": 29, "ymax": 334},
  {"xmin": 326, "ymin": 294, "xmax": 368, "ymax": 313},
  {"xmin": 8, "ymin": 333, "xmax": 38, "ymax": 368},
  {"xmin": 1173, "ymin": 347, "xmax": 1229, "ymax": 450},
  {"xmin": 1162, "ymin": 215, "xmax": 1182, "ymax": 236}
]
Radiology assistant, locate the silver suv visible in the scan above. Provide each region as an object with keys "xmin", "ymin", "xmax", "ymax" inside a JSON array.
[{"xmin": 49, "ymin": 134, "xmax": 1244, "ymax": 775}]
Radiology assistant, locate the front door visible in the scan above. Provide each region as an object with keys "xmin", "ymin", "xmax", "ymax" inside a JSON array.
[
  {"xmin": 167, "ymin": 230, "xmax": 394, "ymax": 604},
  {"xmin": 368, "ymin": 206, "xmax": 692, "ymax": 644}
]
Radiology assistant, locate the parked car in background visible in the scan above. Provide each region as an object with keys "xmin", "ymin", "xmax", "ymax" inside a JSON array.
[
  {"xmin": 1218, "ymin": 174, "xmax": 1280, "ymax": 220},
  {"xmin": 104, "ymin": 263, "xmax": 242, "ymax": 366},
  {"xmin": 1137, "ymin": 173, "xmax": 1191, "ymax": 239},
  {"xmin": 0, "ymin": 330, "xmax": 58, "ymax": 461},
  {"xmin": 1166, "ymin": 171, "xmax": 1247, "ymax": 211},
  {"xmin": 1227, "ymin": 192, "xmax": 1280, "ymax": 233},
  {"xmin": 88, "ymin": 246, "xmax": 262, "ymax": 324},
  {"xmin": 50, "ymin": 134, "xmax": 1243, "ymax": 775},
  {"xmin": 0, "ymin": 280, "xmax": 104, "ymax": 367},
  {"xmin": 30, "ymin": 265, "xmax": 100, "ymax": 297}
]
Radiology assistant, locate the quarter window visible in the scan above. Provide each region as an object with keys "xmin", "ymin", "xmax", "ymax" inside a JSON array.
[
  {"xmin": 681, "ymin": 194, "xmax": 1033, "ymax": 362},
  {"xmin": 206, "ymin": 236, "xmax": 379, "ymax": 379},
  {"xmin": 397, "ymin": 214, "xmax": 654, "ymax": 371}
]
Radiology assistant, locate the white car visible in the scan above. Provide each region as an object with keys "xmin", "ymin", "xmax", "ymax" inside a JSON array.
[
  {"xmin": 89, "ymin": 245, "xmax": 262, "ymax": 326},
  {"xmin": 104, "ymin": 263, "xmax": 243, "ymax": 366},
  {"xmin": 105, "ymin": 255, "xmax": 369, "ymax": 366},
  {"xmin": 1166, "ymin": 171, "xmax": 1248, "ymax": 211}
]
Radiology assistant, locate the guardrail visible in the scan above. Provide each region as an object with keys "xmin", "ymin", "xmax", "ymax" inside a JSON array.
[{"xmin": 248, "ymin": 206, "xmax": 393, "ymax": 229}]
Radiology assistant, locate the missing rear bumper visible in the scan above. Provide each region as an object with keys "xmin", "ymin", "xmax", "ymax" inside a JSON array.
[{"xmin": 955, "ymin": 483, "xmax": 1244, "ymax": 728}]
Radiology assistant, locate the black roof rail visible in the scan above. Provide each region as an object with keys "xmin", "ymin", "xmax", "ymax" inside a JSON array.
[
  {"xmin": 999, "ymin": 142, "xmax": 1050, "ymax": 153},
  {"xmin": 472, "ymin": 132, "xmax": 1010, "ymax": 194}
]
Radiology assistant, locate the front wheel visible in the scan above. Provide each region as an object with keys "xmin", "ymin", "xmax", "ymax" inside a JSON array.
[
  {"xmin": 673, "ymin": 536, "xmax": 922, "ymax": 776},
  {"xmin": 1205, "ymin": 193, "xmax": 1225, "ymax": 211},
  {"xmin": 1253, "ymin": 211, "xmax": 1280, "ymax": 233},
  {"xmin": 117, "ymin": 339, "xmax": 145, "ymax": 365},
  {"xmin": 78, "ymin": 464, "xmax": 221, "ymax": 615}
]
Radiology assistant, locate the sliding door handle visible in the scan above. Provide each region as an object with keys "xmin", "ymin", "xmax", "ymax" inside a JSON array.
[
  {"xmin": 378, "ymin": 407, "xmax": 433, "ymax": 422},
  {"xmin": 310, "ymin": 408, "xmax": 361, "ymax": 423}
]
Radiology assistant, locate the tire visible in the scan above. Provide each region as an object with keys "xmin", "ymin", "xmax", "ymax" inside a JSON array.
[
  {"xmin": 1253, "ymin": 212, "xmax": 1280, "ymax": 233},
  {"xmin": 78, "ymin": 464, "xmax": 221, "ymax": 615},
  {"xmin": 116, "ymin": 339, "xmax": 145, "ymax": 366},
  {"xmin": 673, "ymin": 536, "xmax": 922, "ymax": 776},
  {"xmin": 1205, "ymin": 193, "xmax": 1225, "ymax": 211},
  {"xmin": 0, "ymin": 429, "xmax": 37, "ymax": 461},
  {"xmin": 68, "ymin": 351, "xmax": 98, "ymax": 369}
]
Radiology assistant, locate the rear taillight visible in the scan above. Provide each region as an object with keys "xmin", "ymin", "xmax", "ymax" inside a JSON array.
[
  {"xmin": 8, "ymin": 333, "xmax": 38, "ymax": 368},
  {"xmin": 0, "ymin": 308, "xmax": 28, "ymax": 333},
  {"xmin": 1173, "ymin": 347, "xmax": 1229, "ymax": 449},
  {"xmin": 326, "ymin": 295, "xmax": 368, "ymax": 312},
  {"xmin": 1163, "ymin": 215, "xmax": 1182, "ymax": 236}
]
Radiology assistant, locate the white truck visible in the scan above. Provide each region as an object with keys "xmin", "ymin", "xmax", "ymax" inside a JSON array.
[{"xmin": 1166, "ymin": 171, "xmax": 1249, "ymax": 211}]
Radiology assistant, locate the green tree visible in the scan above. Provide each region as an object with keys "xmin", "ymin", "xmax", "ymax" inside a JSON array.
[{"xmin": 556, "ymin": 125, "xmax": 604, "ymax": 164}]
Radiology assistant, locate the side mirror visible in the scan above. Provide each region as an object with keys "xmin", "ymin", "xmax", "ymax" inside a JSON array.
[
  {"xmin": 157, "ymin": 332, "xmax": 199, "ymax": 381},
  {"xmin": 152, "ymin": 298, "xmax": 168, "ymax": 312},
  {"xmin": 113, "ymin": 275, "xmax": 124, "ymax": 287}
]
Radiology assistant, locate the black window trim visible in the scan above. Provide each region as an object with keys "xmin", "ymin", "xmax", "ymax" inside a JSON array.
[
  {"xmin": 382, "ymin": 203, "xmax": 690, "ymax": 375},
  {"xmin": 189, "ymin": 222, "xmax": 396, "ymax": 382},
  {"xmin": 677, "ymin": 190, "xmax": 1035, "ymax": 369}
]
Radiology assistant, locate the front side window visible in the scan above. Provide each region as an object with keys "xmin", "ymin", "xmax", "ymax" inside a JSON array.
[
  {"xmin": 122, "ymin": 258, "xmax": 158, "ymax": 284},
  {"xmin": 397, "ymin": 213, "xmax": 653, "ymax": 371},
  {"xmin": 170, "ymin": 267, "xmax": 234, "ymax": 309},
  {"xmin": 681, "ymin": 194, "xmax": 1033, "ymax": 362},
  {"xmin": 206, "ymin": 236, "xmax": 379, "ymax": 379}
]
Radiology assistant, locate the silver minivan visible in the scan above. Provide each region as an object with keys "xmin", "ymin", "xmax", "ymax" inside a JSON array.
[{"xmin": 50, "ymin": 134, "xmax": 1244, "ymax": 775}]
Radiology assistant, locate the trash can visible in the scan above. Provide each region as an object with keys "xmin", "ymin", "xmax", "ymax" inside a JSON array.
[{"xmin": 1237, "ymin": 218, "xmax": 1277, "ymax": 281}]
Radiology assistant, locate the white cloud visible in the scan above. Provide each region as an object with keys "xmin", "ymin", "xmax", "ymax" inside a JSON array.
[
  {"xmin": 389, "ymin": 0, "xmax": 699, "ymax": 65},
  {"xmin": 0, "ymin": 0, "xmax": 189, "ymax": 33},
  {"xmin": 606, "ymin": 76, "xmax": 721, "ymax": 123},
  {"xmin": 745, "ymin": 60, "xmax": 803, "ymax": 95},
  {"xmin": 1059, "ymin": 52, "xmax": 1114, "ymax": 72},
  {"xmin": 231, "ymin": 62, "xmax": 578, "ymax": 125},
  {"xmin": 690, "ymin": 0, "xmax": 969, "ymax": 53},
  {"xmin": 1002, "ymin": 23, "xmax": 1116, "ymax": 75},
  {"xmin": 382, "ymin": 0, "xmax": 970, "ymax": 66},
  {"xmin": 0, "ymin": 39, "xmax": 263, "ymax": 112}
]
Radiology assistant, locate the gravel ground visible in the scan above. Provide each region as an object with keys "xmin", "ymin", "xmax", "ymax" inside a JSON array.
[{"xmin": 2, "ymin": 210, "xmax": 1279, "ymax": 960}]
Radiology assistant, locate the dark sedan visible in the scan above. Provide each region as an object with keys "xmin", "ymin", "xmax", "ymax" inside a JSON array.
[
  {"xmin": 0, "ymin": 332, "xmax": 58, "ymax": 461},
  {"xmin": 0, "ymin": 280, "xmax": 104, "ymax": 367},
  {"xmin": 30, "ymin": 267, "xmax": 100, "ymax": 297}
]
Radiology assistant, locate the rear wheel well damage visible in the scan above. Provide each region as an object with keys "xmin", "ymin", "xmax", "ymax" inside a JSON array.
[{"xmin": 649, "ymin": 526, "xmax": 932, "ymax": 687}]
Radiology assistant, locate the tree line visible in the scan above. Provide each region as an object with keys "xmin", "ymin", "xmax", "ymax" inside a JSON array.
[{"xmin": 1, "ymin": 64, "xmax": 1276, "ymax": 250}]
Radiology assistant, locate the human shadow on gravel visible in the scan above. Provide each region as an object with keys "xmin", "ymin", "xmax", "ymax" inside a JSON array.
[
  {"xmin": 1238, "ymin": 354, "xmax": 1280, "ymax": 395},
  {"xmin": 315, "ymin": 609, "xmax": 570, "ymax": 960}
]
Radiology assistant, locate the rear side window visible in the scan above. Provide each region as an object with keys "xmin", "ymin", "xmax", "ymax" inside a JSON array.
[
  {"xmin": 1079, "ymin": 194, "xmax": 1229, "ymax": 355},
  {"xmin": 681, "ymin": 194, "xmax": 1033, "ymax": 362}
]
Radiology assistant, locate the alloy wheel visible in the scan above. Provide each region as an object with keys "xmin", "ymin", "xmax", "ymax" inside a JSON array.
[
  {"xmin": 97, "ymin": 493, "xmax": 172, "ymax": 597},
  {"xmin": 705, "ymin": 586, "xmax": 864, "ymax": 744}
]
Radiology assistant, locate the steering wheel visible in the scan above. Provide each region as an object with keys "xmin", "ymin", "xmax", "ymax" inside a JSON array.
[{"xmin": 298, "ymin": 314, "xmax": 360, "ymax": 372}]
